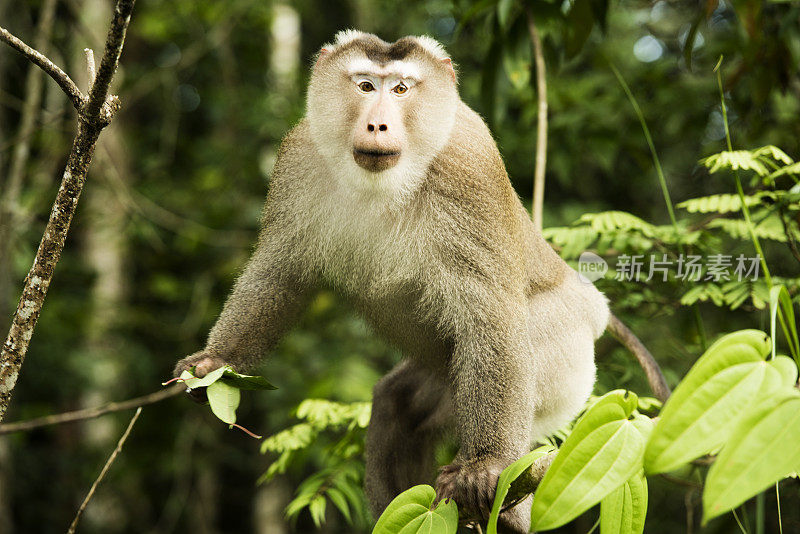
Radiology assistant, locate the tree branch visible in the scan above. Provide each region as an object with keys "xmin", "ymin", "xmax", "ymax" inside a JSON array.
[
  {"xmin": 67, "ymin": 407, "xmax": 142, "ymax": 534},
  {"xmin": 607, "ymin": 312, "xmax": 671, "ymax": 402},
  {"xmin": 0, "ymin": 25, "xmax": 84, "ymax": 111},
  {"xmin": 0, "ymin": 385, "xmax": 182, "ymax": 435},
  {"xmin": 0, "ymin": 0, "xmax": 137, "ymax": 423},
  {"xmin": 83, "ymin": 0, "xmax": 135, "ymax": 124},
  {"xmin": 526, "ymin": 7, "xmax": 548, "ymax": 232}
]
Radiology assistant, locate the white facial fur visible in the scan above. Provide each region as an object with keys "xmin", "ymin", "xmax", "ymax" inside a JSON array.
[{"xmin": 307, "ymin": 37, "xmax": 458, "ymax": 204}]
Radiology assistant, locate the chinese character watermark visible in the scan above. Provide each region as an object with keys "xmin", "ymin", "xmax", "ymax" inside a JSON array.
[{"xmin": 576, "ymin": 253, "xmax": 761, "ymax": 284}]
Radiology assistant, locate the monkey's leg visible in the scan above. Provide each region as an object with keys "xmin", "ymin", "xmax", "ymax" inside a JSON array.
[{"xmin": 364, "ymin": 360, "xmax": 452, "ymax": 517}]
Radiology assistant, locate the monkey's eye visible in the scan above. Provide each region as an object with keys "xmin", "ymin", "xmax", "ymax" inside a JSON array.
[
  {"xmin": 358, "ymin": 81, "xmax": 375, "ymax": 92},
  {"xmin": 392, "ymin": 83, "xmax": 408, "ymax": 95}
]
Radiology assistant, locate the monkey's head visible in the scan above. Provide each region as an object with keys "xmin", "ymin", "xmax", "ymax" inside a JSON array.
[{"xmin": 307, "ymin": 31, "xmax": 459, "ymax": 195}]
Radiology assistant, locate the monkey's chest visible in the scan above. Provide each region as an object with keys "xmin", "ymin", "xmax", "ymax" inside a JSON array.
[{"xmin": 301, "ymin": 200, "xmax": 425, "ymax": 294}]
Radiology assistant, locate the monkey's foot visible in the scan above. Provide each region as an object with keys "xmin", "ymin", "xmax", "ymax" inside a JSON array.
[{"xmin": 435, "ymin": 460, "xmax": 531, "ymax": 534}]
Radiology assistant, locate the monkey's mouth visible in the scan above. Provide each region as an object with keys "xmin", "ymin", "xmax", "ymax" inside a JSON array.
[{"xmin": 353, "ymin": 148, "xmax": 401, "ymax": 172}]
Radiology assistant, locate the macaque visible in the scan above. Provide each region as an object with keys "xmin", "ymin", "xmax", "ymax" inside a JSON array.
[{"xmin": 174, "ymin": 30, "xmax": 609, "ymax": 533}]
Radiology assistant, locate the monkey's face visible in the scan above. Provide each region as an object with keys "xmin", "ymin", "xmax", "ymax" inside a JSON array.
[{"xmin": 307, "ymin": 33, "xmax": 459, "ymax": 195}]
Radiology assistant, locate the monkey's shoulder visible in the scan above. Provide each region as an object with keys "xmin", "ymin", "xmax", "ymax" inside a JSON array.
[
  {"xmin": 272, "ymin": 120, "xmax": 318, "ymax": 178},
  {"xmin": 425, "ymin": 103, "xmax": 514, "ymax": 207}
]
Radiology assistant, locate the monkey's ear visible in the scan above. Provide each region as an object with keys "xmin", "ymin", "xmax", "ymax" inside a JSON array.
[
  {"xmin": 315, "ymin": 48, "xmax": 331, "ymax": 69},
  {"xmin": 441, "ymin": 58, "xmax": 456, "ymax": 83}
]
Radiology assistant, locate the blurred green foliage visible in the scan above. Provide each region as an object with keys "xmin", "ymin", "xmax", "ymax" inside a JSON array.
[{"xmin": 1, "ymin": 0, "xmax": 799, "ymax": 532}]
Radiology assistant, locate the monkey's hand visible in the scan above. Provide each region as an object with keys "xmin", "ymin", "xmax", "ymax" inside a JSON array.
[
  {"xmin": 172, "ymin": 350, "xmax": 227, "ymax": 403},
  {"xmin": 435, "ymin": 459, "xmax": 530, "ymax": 534}
]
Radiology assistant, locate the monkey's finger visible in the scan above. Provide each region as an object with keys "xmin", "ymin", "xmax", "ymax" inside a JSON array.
[{"xmin": 186, "ymin": 386, "xmax": 209, "ymax": 404}]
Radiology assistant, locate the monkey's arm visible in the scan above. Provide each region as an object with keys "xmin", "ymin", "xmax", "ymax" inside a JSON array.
[{"xmin": 173, "ymin": 235, "xmax": 311, "ymax": 378}]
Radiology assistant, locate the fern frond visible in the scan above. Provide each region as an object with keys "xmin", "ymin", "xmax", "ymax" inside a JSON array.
[
  {"xmin": 701, "ymin": 150, "xmax": 771, "ymax": 176},
  {"xmin": 707, "ymin": 216, "xmax": 787, "ymax": 242},
  {"xmin": 578, "ymin": 211, "xmax": 657, "ymax": 236},
  {"xmin": 752, "ymin": 145, "xmax": 793, "ymax": 165}
]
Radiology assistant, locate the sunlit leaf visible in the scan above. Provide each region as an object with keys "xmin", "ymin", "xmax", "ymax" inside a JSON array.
[
  {"xmin": 372, "ymin": 485, "xmax": 458, "ymax": 534},
  {"xmin": 532, "ymin": 391, "xmax": 651, "ymax": 530},
  {"xmin": 703, "ymin": 390, "xmax": 800, "ymax": 523},
  {"xmin": 600, "ymin": 470, "xmax": 648, "ymax": 534},
  {"xmin": 770, "ymin": 284, "xmax": 800, "ymax": 362},
  {"xmin": 645, "ymin": 360, "xmax": 778, "ymax": 474},
  {"xmin": 487, "ymin": 446, "xmax": 554, "ymax": 534}
]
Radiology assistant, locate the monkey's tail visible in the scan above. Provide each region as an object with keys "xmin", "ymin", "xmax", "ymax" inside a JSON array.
[{"xmin": 606, "ymin": 313, "xmax": 671, "ymax": 403}]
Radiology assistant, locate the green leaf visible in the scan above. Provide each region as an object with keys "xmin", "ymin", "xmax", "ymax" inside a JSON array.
[
  {"xmin": 769, "ymin": 355, "xmax": 798, "ymax": 387},
  {"xmin": 326, "ymin": 487, "xmax": 352, "ymax": 524},
  {"xmin": 770, "ymin": 284, "xmax": 800, "ymax": 362},
  {"xmin": 676, "ymin": 193, "xmax": 762, "ymax": 214},
  {"xmin": 531, "ymin": 391, "xmax": 651, "ymax": 531},
  {"xmin": 645, "ymin": 361, "xmax": 778, "ymax": 474},
  {"xmin": 564, "ymin": 0, "xmax": 594, "ymax": 58},
  {"xmin": 182, "ymin": 365, "xmax": 227, "ymax": 389},
  {"xmin": 700, "ymin": 150, "xmax": 771, "ymax": 176},
  {"xmin": 708, "ymin": 216, "xmax": 787, "ymax": 243},
  {"xmin": 600, "ymin": 470, "xmax": 648, "ymax": 534},
  {"xmin": 578, "ymin": 211, "xmax": 657, "ymax": 237},
  {"xmin": 497, "ymin": 0, "xmax": 515, "ymax": 30},
  {"xmin": 487, "ymin": 446, "xmax": 554, "ymax": 534},
  {"xmin": 309, "ymin": 496, "xmax": 327, "ymax": 527},
  {"xmin": 221, "ymin": 368, "xmax": 277, "ymax": 390},
  {"xmin": 372, "ymin": 485, "xmax": 458, "ymax": 534},
  {"xmin": 703, "ymin": 390, "xmax": 800, "ymax": 523},
  {"xmin": 207, "ymin": 380, "xmax": 240, "ymax": 425},
  {"xmin": 677, "ymin": 330, "xmax": 769, "ymax": 385}
]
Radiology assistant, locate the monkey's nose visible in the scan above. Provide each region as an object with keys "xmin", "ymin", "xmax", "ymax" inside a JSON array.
[{"xmin": 367, "ymin": 123, "xmax": 388, "ymax": 132}]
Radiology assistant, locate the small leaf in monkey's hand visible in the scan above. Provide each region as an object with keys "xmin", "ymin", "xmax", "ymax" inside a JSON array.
[
  {"xmin": 207, "ymin": 380, "xmax": 240, "ymax": 425},
  {"xmin": 182, "ymin": 365, "xmax": 228, "ymax": 389},
  {"xmin": 221, "ymin": 368, "xmax": 277, "ymax": 390},
  {"xmin": 372, "ymin": 484, "xmax": 458, "ymax": 534}
]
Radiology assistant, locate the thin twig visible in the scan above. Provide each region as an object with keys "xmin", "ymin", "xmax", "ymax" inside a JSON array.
[
  {"xmin": 84, "ymin": 48, "xmax": 96, "ymax": 89},
  {"xmin": 525, "ymin": 6, "xmax": 548, "ymax": 232},
  {"xmin": 0, "ymin": 26, "xmax": 84, "ymax": 111},
  {"xmin": 67, "ymin": 407, "xmax": 142, "ymax": 534},
  {"xmin": 83, "ymin": 0, "xmax": 135, "ymax": 124},
  {"xmin": 607, "ymin": 313, "xmax": 671, "ymax": 402},
  {"xmin": 0, "ymin": 385, "xmax": 182, "ymax": 435}
]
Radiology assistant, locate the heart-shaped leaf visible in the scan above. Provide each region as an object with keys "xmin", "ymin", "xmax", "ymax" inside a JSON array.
[
  {"xmin": 703, "ymin": 389, "xmax": 800, "ymax": 523},
  {"xmin": 645, "ymin": 361, "xmax": 779, "ymax": 474},
  {"xmin": 532, "ymin": 391, "xmax": 652, "ymax": 531},
  {"xmin": 372, "ymin": 485, "xmax": 458, "ymax": 534}
]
